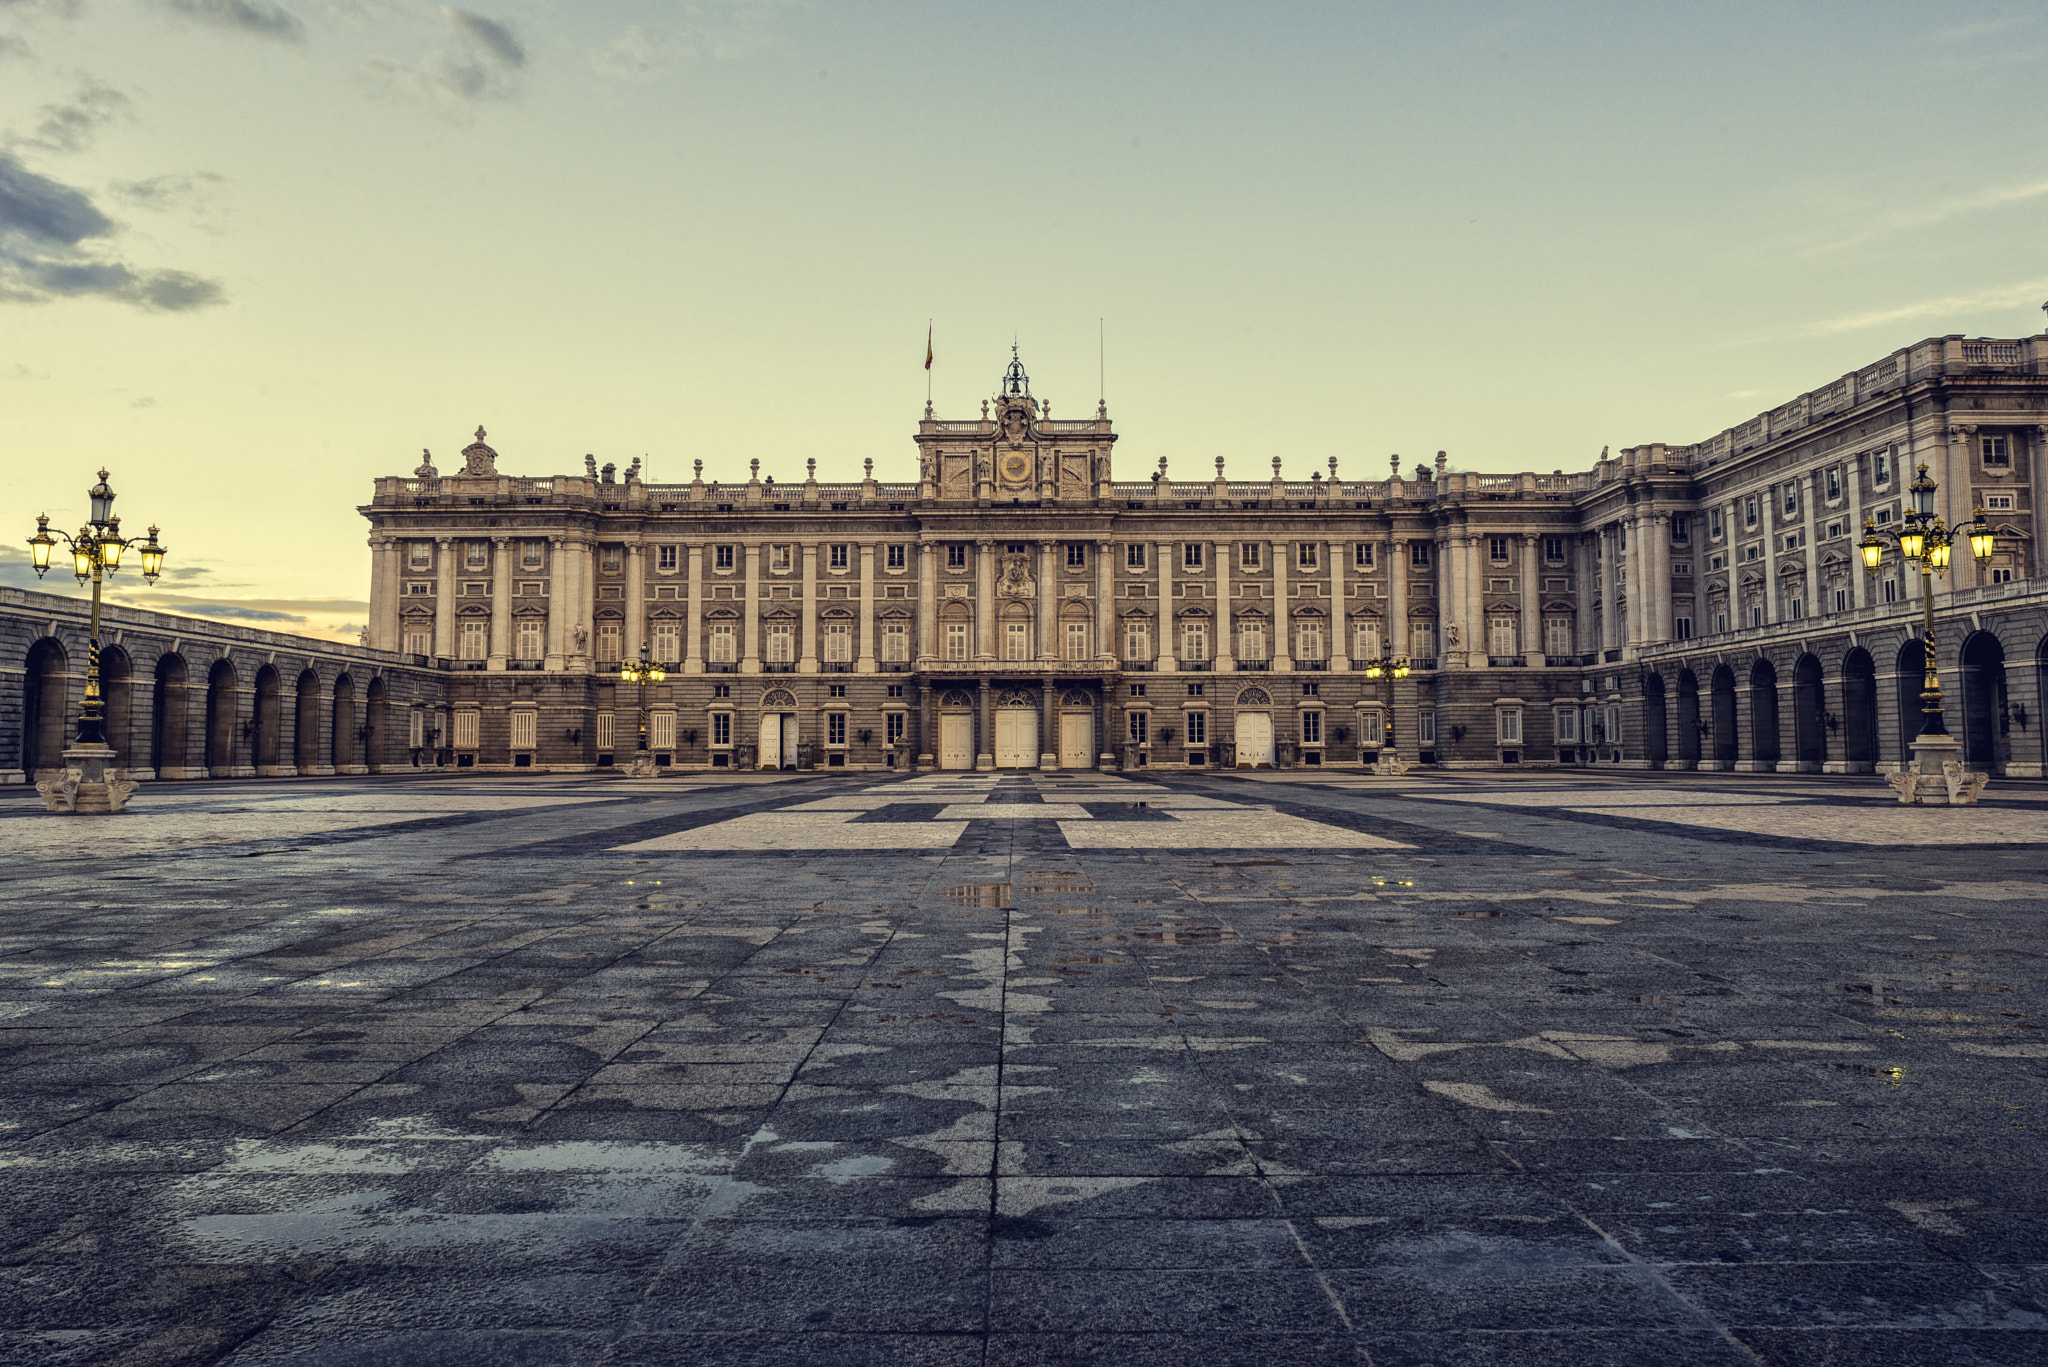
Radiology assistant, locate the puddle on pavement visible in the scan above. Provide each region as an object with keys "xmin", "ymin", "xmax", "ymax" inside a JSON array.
[
  {"xmin": 941, "ymin": 884, "xmax": 1011, "ymax": 908},
  {"xmin": 1131, "ymin": 926, "xmax": 1237, "ymax": 945},
  {"xmin": 1451, "ymin": 911, "xmax": 1508, "ymax": 919},
  {"xmin": 1213, "ymin": 859, "xmax": 1289, "ymax": 868},
  {"xmin": 1018, "ymin": 874, "xmax": 1095, "ymax": 894}
]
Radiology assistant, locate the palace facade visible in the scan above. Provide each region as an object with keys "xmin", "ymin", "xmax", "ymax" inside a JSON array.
[{"xmin": 4, "ymin": 331, "xmax": 2044, "ymax": 785}]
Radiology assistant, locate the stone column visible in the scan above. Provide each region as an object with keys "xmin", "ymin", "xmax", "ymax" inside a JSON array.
[
  {"xmin": 567, "ymin": 537, "xmax": 591, "ymax": 666},
  {"xmin": 1761, "ymin": 505, "xmax": 1778, "ymax": 627},
  {"xmin": 1215, "ymin": 539, "xmax": 1235, "ymax": 670},
  {"xmin": 1622, "ymin": 517, "xmax": 1644, "ymax": 651},
  {"xmin": 625, "ymin": 541, "xmax": 646, "ymax": 659},
  {"xmin": 1724, "ymin": 497, "xmax": 1741, "ymax": 631},
  {"xmin": 546, "ymin": 535, "xmax": 568, "ymax": 668},
  {"xmin": 857, "ymin": 542, "xmax": 877, "ymax": 671},
  {"xmin": 433, "ymin": 536, "xmax": 455, "ymax": 658},
  {"xmin": 1437, "ymin": 529, "xmax": 1459, "ymax": 665},
  {"xmin": 799, "ymin": 541, "xmax": 819, "ymax": 673},
  {"xmin": 1388, "ymin": 533, "xmax": 1407, "ymax": 655},
  {"xmin": 367, "ymin": 537, "xmax": 396, "ymax": 651},
  {"xmin": 1846, "ymin": 453, "xmax": 1866, "ymax": 609},
  {"xmin": 1327, "ymin": 538, "xmax": 1346, "ymax": 671},
  {"xmin": 1520, "ymin": 533, "xmax": 1541, "ymax": 665},
  {"xmin": 1466, "ymin": 533, "xmax": 1485, "ymax": 661},
  {"xmin": 1156, "ymin": 539, "xmax": 1176, "ymax": 670},
  {"xmin": 684, "ymin": 544, "xmax": 704, "ymax": 673},
  {"xmin": 1095, "ymin": 540, "xmax": 1114, "ymax": 667},
  {"xmin": 919, "ymin": 541, "xmax": 938, "ymax": 660},
  {"xmin": 1944, "ymin": 423, "xmax": 1977, "ymax": 590},
  {"xmin": 1272, "ymin": 538, "xmax": 1292, "ymax": 670},
  {"xmin": 488, "ymin": 535, "xmax": 512, "ymax": 666},
  {"xmin": 917, "ymin": 681, "xmax": 935, "ymax": 769},
  {"xmin": 976, "ymin": 677, "xmax": 994, "ymax": 770},
  {"xmin": 742, "ymin": 542, "xmax": 761, "ymax": 673},
  {"xmin": 1038, "ymin": 540, "xmax": 1057, "ymax": 661},
  {"xmin": 1651, "ymin": 512, "xmax": 1673, "ymax": 642},
  {"xmin": 975, "ymin": 539, "xmax": 995, "ymax": 661},
  {"xmin": 1600, "ymin": 526, "xmax": 1619, "ymax": 653},
  {"xmin": 1574, "ymin": 534, "xmax": 1595, "ymax": 657},
  {"xmin": 1040, "ymin": 678, "xmax": 1056, "ymax": 769}
]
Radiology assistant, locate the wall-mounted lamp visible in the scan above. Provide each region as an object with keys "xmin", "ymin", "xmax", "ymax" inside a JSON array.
[
  {"xmin": 1334, "ymin": 726, "xmax": 1349, "ymax": 744},
  {"xmin": 1449, "ymin": 725, "xmax": 1466, "ymax": 742},
  {"xmin": 240, "ymin": 720, "xmax": 255, "ymax": 741},
  {"xmin": 1696, "ymin": 721, "xmax": 1712, "ymax": 737},
  {"xmin": 1157, "ymin": 727, "xmax": 1175, "ymax": 744},
  {"xmin": 1822, "ymin": 711, "xmax": 1840, "ymax": 733},
  {"xmin": 682, "ymin": 728, "xmax": 698, "ymax": 744},
  {"xmin": 2011, "ymin": 703, "xmax": 2029, "ymax": 730},
  {"xmin": 564, "ymin": 727, "xmax": 581, "ymax": 743},
  {"xmin": 858, "ymin": 730, "xmax": 872, "ymax": 744}
]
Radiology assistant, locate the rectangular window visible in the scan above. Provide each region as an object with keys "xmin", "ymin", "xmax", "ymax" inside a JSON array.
[
  {"xmin": 596, "ymin": 622, "xmax": 622, "ymax": 662},
  {"xmin": 1982, "ymin": 436, "xmax": 2010, "ymax": 467},
  {"xmin": 657, "ymin": 545, "xmax": 678, "ymax": 572},
  {"xmin": 1874, "ymin": 448, "xmax": 1892, "ymax": 484},
  {"xmin": 1301, "ymin": 710, "xmax": 1323, "ymax": 744},
  {"xmin": 947, "ymin": 544, "xmax": 968, "ymax": 569},
  {"xmin": 1065, "ymin": 622, "xmax": 1089, "ymax": 660},
  {"xmin": 1298, "ymin": 543, "xmax": 1320, "ymax": 570},
  {"xmin": 1674, "ymin": 615, "xmax": 1693, "ymax": 640},
  {"xmin": 823, "ymin": 622, "xmax": 851, "ymax": 662},
  {"xmin": 1544, "ymin": 617, "xmax": 1573, "ymax": 658},
  {"xmin": 1125, "ymin": 622, "xmax": 1150, "ymax": 660},
  {"xmin": 1783, "ymin": 488, "xmax": 1798, "ymax": 516},
  {"xmin": 711, "ymin": 712, "xmax": 732, "ymax": 747},
  {"xmin": 600, "ymin": 546, "xmax": 621, "ymax": 573},
  {"xmin": 769, "ymin": 545, "xmax": 793, "ymax": 574},
  {"xmin": 1832, "ymin": 589, "xmax": 1848, "ymax": 612},
  {"xmin": 1750, "ymin": 606, "xmax": 1765, "ymax": 627},
  {"xmin": 510, "ymin": 710, "xmax": 536, "ymax": 750},
  {"xmin": 1488, "ymin": 536, "xmax": 1510, "ymax": 562},
  {"xmin": 409, "ymin": 710, "xmax": 428, "ymax": 748},
  {"xmin": 707, "ymin": 623, "xmax": 734, "ymax": 663},
  {"xmin": 1715, "ymin": 610, "xmax": 1728, "ymax": 633},
  {"xmin": 1555, "ymin": 709, "xmax": 1579, "ymax": 742},
  {"xmin": 453, "ymin": 711, "xmax": 479, "ymax": 749},
  {"xmin": 1985, "ymin": 494, "xmax": 2015, "ymax": 510},
  {"xmin": 886, "ymin": 544, "xmax": 906, "ymax": 570},
  {"xmin": 712, "ymin": 684, "xmax": 730, "ymax": 699},
  {"xmin": 1237, "ymin": 622, "xmax": 1265, "ymax": 661},
  {"xmin": 1186, "ymin": 711, "xmax": 1207, "ymax": 745},
  {"xmin": 1709, "ymin": 510, "xmax": 1724, "ymax": 538},
  {"xmin": 1497, "ymin": 708, "xmax": 1521, "ymax": 744},
  {"xmin": 1410, "ymin": 541, "xmax": 1431, "ymax": 567},
  {"xmin": 1183, "ymin": 543, "xmax": 1205, "ymax": 570},
  {"xmin": 1128, "ymin": 712, "xmax": 1149, "ymax": 745},
  {"xmin": 465, "ymin": 542, "xmax": 487, "ymax": 569},
  {"xmin": 1410, "ymin": 621, "xmax": 1436, "ymax": 659},
  {"xmin": 1126, "ymin": 543, "xmax": 1147, "ymax": 570},
  {"xmin": 409, "ymin": 542, "xmax": 432, "ymax": 569},
  {"xmin": 1418, "ymin": 709, "xmax": 1436, "ymax": 745},
  {"xmin": 403, "ymin": 628, "xmax": 431, "ymax": 656},
  {"xmin": 1354, "ymin": 542, "xmax": 1375, "ymax": 569},
  {"xmin": 650, "ymin": 711, "xmax": 675, "ymax": 750},
  {"xmin": 766, "ymin": 623, "xmax": 794, "ymax": 662},
  {"xmin": 461, "ymin": 620, "xmax": 489, "ymax": 660},
  {"xmin": 1488, "ymin": 616, "xmax": 1516, "ymax": 657},
  {"xmin": 1604, "ymin": 706, "xmax": 1620, "ymax": 745},
  {"xmin": 1355, "ymin": 620, "xmax": 1381, "ymax": 660},
  {"xmin": 1882, "ymin": 578, "xmax": 1899, "ymax": 604},
  {"xmin": 515, "ymin": 619, "xmax": 543, "ymax": 661},
  {"xmin": 1672, "ymin": 562, "xmax": 1691, "ymax": 577},
  {"xmin": 595, "ymin": 712, "xmax": 614, "ymax": 750},
  {"xmin": 1744, "ymin": 498, "xmax": 1758, "ymax": 528},
  {"xmin": 827, "ymin": 712, "xmax": 847, "ymax": 745},
  {"xmin": 1129, "ymin": 683, "xmax": 1147, "ymax": 697},
  {"xmin": 1544, "ymin": 536, "xmax": 1566, "ymax": 561},
  {"xmin": 1874, "ymin": 507, "xmax": 1893, "ymax": 525},
  {"xmin": 1241, "ymin": 543, "xmax": 1263, "ymax": 570},
  {"xmin": 1789, "ymin": 597, "xmax": 1804, "ymax": 620},
  {"xmin": 1991, "ymin": 567, "xmax": 2015, "ymax": 583},
  {"xmin": 523, "ymin": 540, "xmax": 545, "ymax": 569},
  {"xmin": 946, "ymin": 623, "xmax": 970, "ymax": 661},
  {"xmin": 1297, "ymin": 623, "xmax": 1323, "ymax": 661},
  {"xmin": 1183, "ymin": 622, "xmax": 1209, "ymax": 662},
  {"xmin": 883, "ymin": 622, "xmax": 908, "ymax": 662},
  {"xmin": 1824, "ymin": 469, "xmax": 1841, "ymax": 501},
  {"xmin": 1066, "ymin": 543, "xmax": 1087, "ymax": 569},
  {"xmin": 1004, "ymin": 622, "xmax": 1031, "ymax": 661},
  {"xmin": 1671, "ymin": 515, "xmax": 1689, "ymax": 543},
  {"xmin": 885, "ymin": 712, "xmax": 906, "ymax": 743},
  {"xmin": 653, "ymin": 621, "xmax": 681, "ymax": 663},
  {"xmin": 714, "ymin": 544, "xmax": 734, "ymax": 570},
  {"xmin": 828, "ymin": 544, "xmax": 849, "ymax": 570}
]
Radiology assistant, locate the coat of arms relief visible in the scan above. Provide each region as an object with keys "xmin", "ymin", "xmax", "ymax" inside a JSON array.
[{"xmin": 996, "ymin": 555, "xmax": 1036, "ymax": 599}]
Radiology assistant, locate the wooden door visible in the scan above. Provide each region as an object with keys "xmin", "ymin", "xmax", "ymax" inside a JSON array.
[
  {"xmin": 939, "ymin": 713, "xmax": 974, "ymax": 770},
  {"xmin": 1235, "ymin": 712, "xmax": 1274, "ymax": 767},
  {"xmin": 1058, "ymin": 713, "xmax": 1093, "ymax": 769},
  {"xmin": 758, "ymin": 714, "xmax": 782, "ymax": 769},
  {"xmin": 995, "ymin": 709, "xmax": 1037, "ymax": 768},
  {"xmin": 781, "ymin": 715, "xmax": 800, "ymax": 769}
]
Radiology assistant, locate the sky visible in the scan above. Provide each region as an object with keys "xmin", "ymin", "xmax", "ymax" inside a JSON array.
[{"xmin": 4, "ymin": 0, "xmax": 2046, "ymax": 642}]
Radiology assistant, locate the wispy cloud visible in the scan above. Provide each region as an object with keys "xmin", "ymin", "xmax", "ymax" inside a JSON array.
[
  {"xmin": 161, "ymin": 0, "xmax": 305, "ymax": 43},
  {"xmin": 0, "ymin": 152, "xmax": 226, "ymax": 309},
  {"xmin": 1795, "ymin": 278, "xmax": 2048, "ymax": 338},
  {"xmin": 361, "ymin": 6, "xmax": 527, "ymax": 110},
  {"xmin": 595, "ymin": 1, "xmax": 790, "ymax": 77},
  {"xmin": 21, "ymin": 79, "xmax": 130, "ymax": 154},
  {"xmin": 1805, "ymin": 175, "xmax": 2048, "ymax": 257}
]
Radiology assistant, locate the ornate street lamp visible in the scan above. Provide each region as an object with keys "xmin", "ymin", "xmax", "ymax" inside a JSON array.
[
  {"xmin": 1858, "ymin": 462, "xmax": 1995, "ymax": 804},
  {"xmin": 1360, "ymin": 646, "xmax": 1412, "ymax": 774},
  {"xmin": 25, "ymin": 470, "xmax": 167, "ymax": 813},
  {"xmin": 618, "ymin": 642, "xmax": 667, "ymax": 778}
]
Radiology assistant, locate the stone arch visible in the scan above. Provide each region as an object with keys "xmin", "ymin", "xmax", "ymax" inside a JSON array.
[
  {"xmin": 1842, "ymin": 647, "xmax": 1877, "ymax": 772},
  {"xmin": 1235, "ymin": 686, "xmax": 1272, "ymax": 707},
  {"xmin": 1894, "ymin": 637, "xmax": 1927, "ymax": 759},
  {"xmin": 1749, "ymin": 657, "xmax": 1780, "ymax": 766},
  {"xmin": 1060, "ymin": 688, "xmax": 1092, "ymax": 708},
  {"xmin": 295, "ymin": 669, "xmax": 322, "ymax": 773},
  {"xmin": 1709, "ymin": 663, "xmax": 1737, "ymax": 768},
  {"xmin": 939, "ymin": 688, "xmax": 973, "ymax": 708},
  {"xmin": 253, "ymin": 664, "xmax": 283, "ymax": 772},
  {"xmin": 1792, "ymin": 653, "xmax": 1825, "ymax": 772},
  {"xmin": 152, "ymin": 652, "xmax": 190, "ymax": 777},
  {"xmin": 365, "ymin": 677, "xmax": 389, "ymax": 772},
  {"xmin": 332, "ymin": 673, "xmax": 356, "ymax": 772},
  {"xmin": 1643, "ymin": 672, "xmax": 1668, "ymax": 769},
  {"xmin": 22, "ymin": 636, "xmax": 70, "ymax": 779},
  {"xmin": 761, "ymin": 687, "xmax": 797, "ymax": 709},
  {"xmin": 205, "ymin": 657, "xmax": 239, "ymax": 777},
  {"xmin": 1674, "ymin": 669, "xmax": 1701, "ymax": 769},
  {"xmin": 1958, "ymin": 631, "xmax": 2006, "ymax": 772},
  {"xmin": 101, "ymin": 644, "xmax": 135, "ymax": 766}
]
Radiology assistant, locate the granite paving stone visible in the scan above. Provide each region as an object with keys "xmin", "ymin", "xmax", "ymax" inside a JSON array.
[{"xmin": 4, "ymin": 766, "xmax": 2045, "ymax": 1365}]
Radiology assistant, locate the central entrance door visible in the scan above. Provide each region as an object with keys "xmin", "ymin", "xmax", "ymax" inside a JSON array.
[
  {"xmin": 938, "ymin": 689, "xmax": 976, "ymax": 770},
  {"xmin": 994, "ymin": 691, "xmax": 1038, "ymax": 769},
  {"xmin": 1235, "ymin": 711, "xmax": 1275, "ymax": 768},
  {"xmin": 1058, "ymin": 688, "xmax": 1094, "ymax": 769},
  {"xmin": 757, "ymin": 713, "xmax": 798, "ymax": 769}
]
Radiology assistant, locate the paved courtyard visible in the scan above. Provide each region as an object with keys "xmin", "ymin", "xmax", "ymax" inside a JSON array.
[{"xmin": 3, "ymin": 767, "xmax": 2046, "ymax": 1367}]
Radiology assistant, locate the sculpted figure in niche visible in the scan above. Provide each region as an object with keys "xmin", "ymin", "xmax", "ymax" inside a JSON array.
[
  {"xmin": 574, "ymin": 625, "xmax": 588, "ymax": 652},
  {"xmin": 1445, "ymin": 623, "xmax": 1461, "ymax": 647},
  {"xmin": 997, "ymin": 555, "xmax": 1034, "ymax": 598}
]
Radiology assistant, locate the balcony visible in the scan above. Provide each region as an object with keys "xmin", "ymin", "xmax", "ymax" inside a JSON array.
[
  {"xmin": 706, "ymin": 662, "xmax": 737, "ymax": 674},
  {"xmin": 1298, "ymin": 659, "xmax": 1328, "ymax": 671},
  {"xmin": 823, "ymin": 662, "xmax": 853, "ymax": 673},
  {"xmin": 1410, "ymin": 657, "xmax": 1438, "ymax": 671},
  {"xmin": 763, "ymin": 662, "xmax": 796, "ymax": 674},
  {"xmin": 1182, "ymin": 660, "xmax": 1211, "ymax": 672},
  {"xmin": 1122, "ymin": 661, "xmax": 1153, "ymax": 672},
  {"xmin": 507, "ymin": 660, "xmax": 542, "ymax": 671},
  {"xmin": 1237, "ymin": 659, "xmax": 1271, "ymax": 671},
  {"xmin": 1487, "ymin": 656, "xmax": 1525, "ymax": 668},
  {"xmin": 880, "ymin": 662, "xmax": 912, "ymax": 673}
]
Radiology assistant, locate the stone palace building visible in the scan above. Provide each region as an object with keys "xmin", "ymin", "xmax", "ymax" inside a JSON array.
[{"xmin": 5, "ymin": 334, "xmax": 2045, "ymax": 784}]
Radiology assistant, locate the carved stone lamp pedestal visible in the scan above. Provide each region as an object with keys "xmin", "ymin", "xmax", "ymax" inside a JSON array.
[
  {"xmin": 1884, "ymin": 734, "xmax": 1990, "ymax": 806},
  {"xmin": 1373, "ymin": 751, "xmax": 1412, "ymax": 777},
  {"xmin": 37, "ymin": 744, "xmax": 139, "ymax": 814},
  {"xmin": 624, "ymin": 752, "xmax": 659, "ymax": 779}
]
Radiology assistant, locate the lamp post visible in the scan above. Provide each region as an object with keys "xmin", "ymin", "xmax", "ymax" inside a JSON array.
[
  {"xmin": 25, "ymin": 469, "xmax": 166, "ymax": 813},
  {"xmin": 1858, "ymin": 462, "xmax": 1995, "ymax": 804},
  {"xmin": 1360, "ymin": 646, "xmax": 1412, "ymax": 775},
  {"xmin": 618, "ymin": 642, "xmax": 666, "ymax": 778}
]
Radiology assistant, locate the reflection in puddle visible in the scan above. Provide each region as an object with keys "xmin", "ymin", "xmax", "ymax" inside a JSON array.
[{"xmin": 941, "ymin": 884, "xmax": 1011, "ymax": 908}]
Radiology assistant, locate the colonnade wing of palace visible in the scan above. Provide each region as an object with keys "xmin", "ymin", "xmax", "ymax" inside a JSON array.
[{"xmin": 5, "ymin": 333, "xmax": 2044, "ymax": 783}]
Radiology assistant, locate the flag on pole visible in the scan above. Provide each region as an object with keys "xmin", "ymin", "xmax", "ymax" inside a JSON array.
[{"xmin": 924, "ymin": 324, "xmax": 933, "ymax": 371}]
